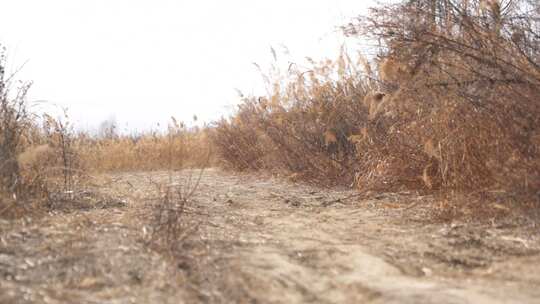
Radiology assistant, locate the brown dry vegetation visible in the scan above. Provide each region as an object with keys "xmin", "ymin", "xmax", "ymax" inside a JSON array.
[
  {"xmin": 0, "ymin": 52, "xmax": 58, "ymax": 218},
  {"xmin": 210, "ymin": 53, "xmax": 370, "ymax": 186},
  {"xmin": 3, "ymin": 0, "xmax": 538, "ymax": 221},
  {"xmin": 76, "ymin": 122, "xmax": 213, "ymax": 173},
  {"xmin": 1, "ymin": 1, "xmax": 540, "ymax": 303},
  {"xmin": 0, "ymin": 61, "xmax": 211, "ymax": 220},
  {"xmin": 211, "ymin": 0, "xmax": 540, "ymax": 219},
  {"xmin": 0, "ymin": 1, "xmax": 537, "ymax": 227}
]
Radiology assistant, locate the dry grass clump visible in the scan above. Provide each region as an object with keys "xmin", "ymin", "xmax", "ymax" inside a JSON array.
[
  {"xmin": 0, "ymin": 54, "xmax": 37, "ymax": 217},
  {"xmin": 211, "ymin": 0, "xmax": 540, "ymax": 217},
  {"xmin": 352, "ymin": 0, "xmax": 540, "ymax": 195},
  {"xmin": 210, "ymin": 101, "xmax": 275, "ymax": 171},
  {"xmin": 77, "ymin": 119, "xmax": 213, "ymax": 173},
  {"xmin": 212, "ymin": 51, "xmax": 373, "ymax": 186},
  {"xmin": 145, "ymin": 170, "xmax": 203, "ymax": 260},
  {"xmin": 0, "ymin": 52, "xmax": 85, "ymax": 217},
  {"xmin": 17, "ymin": 144, "xmax": 54, "ymax": 168}
]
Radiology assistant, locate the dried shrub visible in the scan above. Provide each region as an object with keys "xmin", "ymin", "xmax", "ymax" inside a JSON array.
[
  {"xmin": 210, "ymin": 101, "xmax": 274, "ymax": 171},
  {"xmin": 211, "ymin": 0, "xmax": 540, "ymax": 217},
  {"xmin": 0, "ymin": 49, "xmax": 88, "ymax": 217},
  {"xmin": 0, "ymin": 50, "xmax": 46, "ymax": 217},
  {"xmin": 147, "ymin": 171, "xmax": 203, "ymax": 256},
  {"xmin": 348, "ymin": 0, "xmax": 540, "ymax": 196},
  {"xmin": 212, "ymin": 51, "xmax": 374, "ymax": 186},
  {"xmin": 39, "ymin": 112, "xmax": 86, "ymax": 195},
  {"xmin": 143, "ymin": 125, "xmax": 207, "ymax": 258}
]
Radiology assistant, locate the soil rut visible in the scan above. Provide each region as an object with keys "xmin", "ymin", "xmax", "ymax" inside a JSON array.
[{"xmin": 1, "ymin": 169, "xmax": 539, "ymax": 303}]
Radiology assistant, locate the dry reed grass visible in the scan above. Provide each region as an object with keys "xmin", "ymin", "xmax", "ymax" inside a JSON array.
[
  {"xmin": 2, "ymin": 0, "xmax": 538, "ymax": 220},
  {"xmin": 212, "ymin": 50, "xmax": 373, "ymax": 186},
  {"xmin": 0, "ymin": 48, "xmax": 211, "ymax": 218},
  {"xmin": 76, "ymin": 120, "xmax": 214, "ymax": 173},
  {"xmin": 211, "ymin": 0, "xmax": 540, "ymax": 218}
]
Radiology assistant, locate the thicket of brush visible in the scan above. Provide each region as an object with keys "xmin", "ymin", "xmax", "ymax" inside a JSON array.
[
  {"xmin": 211, "ymin": 54, "xmax": 371, "ymax": 186},
  {"xmin": 212, "ymin": 0, "xmax": 540, "ymax": 216}
]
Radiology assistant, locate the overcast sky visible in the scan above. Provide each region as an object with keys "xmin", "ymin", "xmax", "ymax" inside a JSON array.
[{"xmin": 0, "ymin": 0, "xmax": 374, "ymax": 132}]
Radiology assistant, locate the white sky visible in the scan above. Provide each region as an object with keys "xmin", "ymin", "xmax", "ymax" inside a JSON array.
[{"xmin": 0, "ymin": 0, "xmax": 374, "ymax": 132}]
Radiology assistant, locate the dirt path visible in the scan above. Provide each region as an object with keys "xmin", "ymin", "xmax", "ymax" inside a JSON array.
[{"xmin": 1, "ymin": 169, "xmax": 540, "ymax": 303}]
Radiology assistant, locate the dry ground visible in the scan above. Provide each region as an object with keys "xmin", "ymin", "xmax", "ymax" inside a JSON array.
[{"xmin": 1, "ymin": 169, "xmax": 539, "ymax": 303}]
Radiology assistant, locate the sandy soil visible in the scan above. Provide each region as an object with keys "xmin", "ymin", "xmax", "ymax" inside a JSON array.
[{"xmin": 1, "ymin": 169, "xmax": 539, "ymax": 303}]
